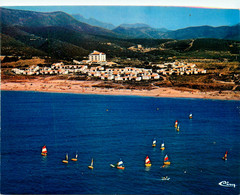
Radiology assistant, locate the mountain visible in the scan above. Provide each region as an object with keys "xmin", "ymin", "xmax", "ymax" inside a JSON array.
[
  {"xmin": 119, "ymin": 23, "xmax": 151, "ymax": 28},
  {"xmin": 164, "ymin": 24, "xmax": 240, "ymax": 40},
  {"xmin": 0, "ymin": 7, "xmax": 118, "ymax": 38},
  {"xmin": 113, "ymin": 23, "xmax": 239, "ymax": 40},
  {"xmin": 0, "ymin": 7, "xmax": 129, "ymax": 58},
  {"xmin": 1, "ymin": 7, "xmax": 239, "ymax": 60},
  {"xmin": 1, "ymin": 33, "xmax": 47, "ymax": 56},
  {"xmin": 113, "ymin": 26, "xmax": 167, "ymax": 39},
  {"xmin": 72, "ymin": 14, "xmax": 115, "ymax": 30}
]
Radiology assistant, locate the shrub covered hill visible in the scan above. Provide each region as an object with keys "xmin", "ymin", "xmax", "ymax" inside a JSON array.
[{"xmin": 1, "ymin": 7, "xmax": 239, "ymax": 61}]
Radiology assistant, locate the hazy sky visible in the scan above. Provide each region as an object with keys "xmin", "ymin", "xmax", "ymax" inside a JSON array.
[
  {"xmin": 4, "ymin": 6, "xmax": 239, "ymax": 30},
  {"xmin": 1, "ymin": 0, "xmax": 239, "ymax": 9}
]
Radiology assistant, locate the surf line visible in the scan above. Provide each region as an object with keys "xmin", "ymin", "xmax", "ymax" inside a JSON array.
[{"xmin": 218, "ymin": 181, "xmax": 236, "ymax": 188}]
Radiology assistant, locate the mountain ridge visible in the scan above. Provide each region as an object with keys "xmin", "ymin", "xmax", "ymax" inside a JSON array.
[
  {"xmin": 72, "ymin": 14, "xmax": 116, "ymax": 30},
  {"xmin": 1, "ymin": 7, "xmax": 239, "ymax": 60}
]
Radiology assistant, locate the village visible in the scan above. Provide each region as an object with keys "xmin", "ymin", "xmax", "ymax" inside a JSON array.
[{"xmin": 12, "ymin": 50, "xmax": 207, "ymax": 82}]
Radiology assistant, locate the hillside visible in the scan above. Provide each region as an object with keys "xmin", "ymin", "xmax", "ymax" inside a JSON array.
[
  {"xmin": 72, "ymin": 14, "xmax": 115, "ymax": 30},
  {"xmin": 1, "ymin": 7, "xmax": 239, "ymax": 60},
  {"xmin": 113, "ymin": 24, "xmax": 240, "ymax": 40},
  {"xmin": 113, "ymin": 26, "xmax": 166, "ymax": 39},
  {"xmin": 165, "ymin": 24, "xmax": 240, "ymax": 40},
  {"xmin": 0, "ymin": 7, "xmax": 118, "ymax": 38}
]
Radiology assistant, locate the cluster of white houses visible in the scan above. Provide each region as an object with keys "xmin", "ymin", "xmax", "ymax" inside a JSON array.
[
  {"xmin": 12, "ymin": 50, "xmax": 207, "ymax": 82},
  {"xmin": 153, "ymin": 62, "xmax": 207, "ymax": 75},
  {"xmin": 12, "ymin": 63, "xmax": 160, "ymax": 82}
]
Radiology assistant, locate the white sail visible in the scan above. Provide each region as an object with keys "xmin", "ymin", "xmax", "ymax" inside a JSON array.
[
  {"xmin": 91, "ymin": 158, "xmax": 93, "ymax": 166},
  {"xmin": 118, "ymin": 161, "xmax": 123, "ymax": 166}
]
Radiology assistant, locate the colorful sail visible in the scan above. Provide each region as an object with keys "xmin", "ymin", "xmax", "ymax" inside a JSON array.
[
  {"xmin": 163, "ymin": 154, "xmax": 171, "ymax": 166},
  {"xmin": 145, "ymin": 156, "xmax": 151, "ymax": 164},
  {"xmin": 145, "ymin": 156, "xmax": 152, "ymax": 167},
  {"xmin": 116, "ymin": 159, "xmax": 125, "ymax": 169},
  {"xmin": 223, "ymin": 151, "xmax": 228, "ymax": 160},
  {"xmin": 164, "ymin": 155, "xmax": 169, "ymax": 162},
  {"xmin": 175, "ymin": 120, "xmax": 178, "ymax": 128},
  {"xmin": 41, "ymin": 145, "xmax": 47, "ymax": 156},
  {"xmin": 42, "ymin": 145, "xmax": 47, "ymax": 153}
]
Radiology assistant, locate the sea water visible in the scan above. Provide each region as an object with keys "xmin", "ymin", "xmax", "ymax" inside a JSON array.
[{"xmin": 1, "ymin": 91, "xmax": 240, "ymax": 194}]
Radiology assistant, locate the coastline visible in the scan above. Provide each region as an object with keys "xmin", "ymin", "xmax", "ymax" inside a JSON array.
[{"xmin": 1, "ymin": 78, "xmax": 240, "ymax": 100}]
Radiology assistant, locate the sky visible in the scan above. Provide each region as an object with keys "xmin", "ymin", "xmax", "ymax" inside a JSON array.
[
  {"xmin": 1, "ymin": 0, "xmax": 240, "ymax": 8},
  {"xmin": 3, "ymin": 6, "xmax": 239, "ymax": 30}
]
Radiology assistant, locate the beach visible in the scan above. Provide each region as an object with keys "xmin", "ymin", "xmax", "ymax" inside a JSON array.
[{"xmin": 1, "ymin": 77, "xmax": 239, "ymax": 100}]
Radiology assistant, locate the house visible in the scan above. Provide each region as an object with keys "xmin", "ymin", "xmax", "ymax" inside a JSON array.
[
  {"xmin": 89, "ymin": 50, "xmax": 106, "ymax": 62},
  {"xmin": 115, "ymin": 76, "xmax": 123, "ymax": 81},
  {"xmin": 106, "ymin": 61, "xmax": 117, "ymax": 66}
]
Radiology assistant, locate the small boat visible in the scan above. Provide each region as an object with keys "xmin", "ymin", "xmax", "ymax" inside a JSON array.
[
  {"xmin": 116, "ymin": 159, "xmax": 125, "ymax": 170},
  {"xmin": 71, "ymin": 152, "xmax": 78, "ymax": 161},
  {"xmin": 110, "ymin": 164, "xmax": 116, "ymax": 168},
  {"xmin": 62, "ymin": 153, "xmax": 69, "ymax": 163},
  {"xmin": 88, "ymin": 158, "xmax": 94, "ymax": 169},
  {"xmin": 161, "ymin": 176, "xmax": 170, "ymax": 181},
  {"xmin": 163, "ymin": 154, "xmax": 171, "ymax": 165},
  {"xmin": 160, "ymin": 142, "xmax": 165, "ymax": 150},
  {"xmin": 145, "ymin": 156, "xmax": 152, "ymax": 167},
  {"xmin": 177, "ymin": 124, "xmax": 180, "ymax": 132},
  {"xmin": 41, "ymin": 145, "xmax": 47, "ymax": 156},
  {"xmin": 189, "ymin": 113, "xmax": 193, "ymax": 119},
  {"xmin": 222, "ymin": 151, "xmax": 228, "ymax": 160},
  {"xmin": 152, "ymin": 138, "xmax": 157, "ymax": 147},
  {"xmin": 175, "ymin": 120, "xmax": 178, "ymax": 128}
]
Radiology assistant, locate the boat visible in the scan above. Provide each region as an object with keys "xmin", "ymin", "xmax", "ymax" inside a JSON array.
[
  {"xmin": 218, "ymin": 181, "xmax": 236, "ymax": 188},
  {"xmin": 175, "ymin": 120, "xmax": 178, "ymax": 128},
  {"xmin": 145, "ymin": 156, "xmax": 152, "ymax": 167},
  {"xmin": 163, "ymin": 154, "xmax": 171, "ymax": 165},
  {"xmin": 222, "ymin": 151, "xmax": 228, "ymax": 160},
  {"xmin": 189, "ymin": 113, "xmax": 193, "ymax": 119},
  {"xmin": 161, "ymin": 176, "xmax": 170, "ymax": 181},
  {"xmin": 160, "ymin": 142, "xmax": 165, "ymax": 150},
  {"xmin": 88, "ymin": 158, "xmax": 94, "ymax": 169},
  {"xmin": 116, "ymin": 159, "xmax": 125, "ymax": 170},
  {"xmin": 177, "ymin": 124, "xmax": 180, "ymax": 131},
  {"xmin": 62, "ymin": 153, "xmax": 68, "ymax": 163},
  {"xmin": 41, "ymin": 145, "xmax": 47, "ymax": 156},
  {"xmin": 71, "ymin": 152, "xmax": 78, "ymax": 161},
  {"xmin": 152, "ymin": 138, "xmax": 157, "ymax": 147}
]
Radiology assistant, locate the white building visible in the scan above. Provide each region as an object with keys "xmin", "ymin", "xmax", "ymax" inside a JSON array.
[{"xmin": 89, "ymin": 50, "xmax": 106, "ymax": 62}]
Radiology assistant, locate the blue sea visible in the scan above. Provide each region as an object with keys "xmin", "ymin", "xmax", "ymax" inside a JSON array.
[{"xmin": 1, "ymin": 91, "xmax": 240, "ymax": 194}]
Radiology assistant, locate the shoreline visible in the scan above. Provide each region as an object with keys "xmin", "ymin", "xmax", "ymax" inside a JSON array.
[{"xmin": 1, "ymin": 78, "xmax": 240, "ymax": 100}]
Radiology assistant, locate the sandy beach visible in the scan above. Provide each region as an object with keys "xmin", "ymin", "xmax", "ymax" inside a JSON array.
[{"xmin": 1, "ymin": 78, "xmax": 240, "ymax": 100}]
